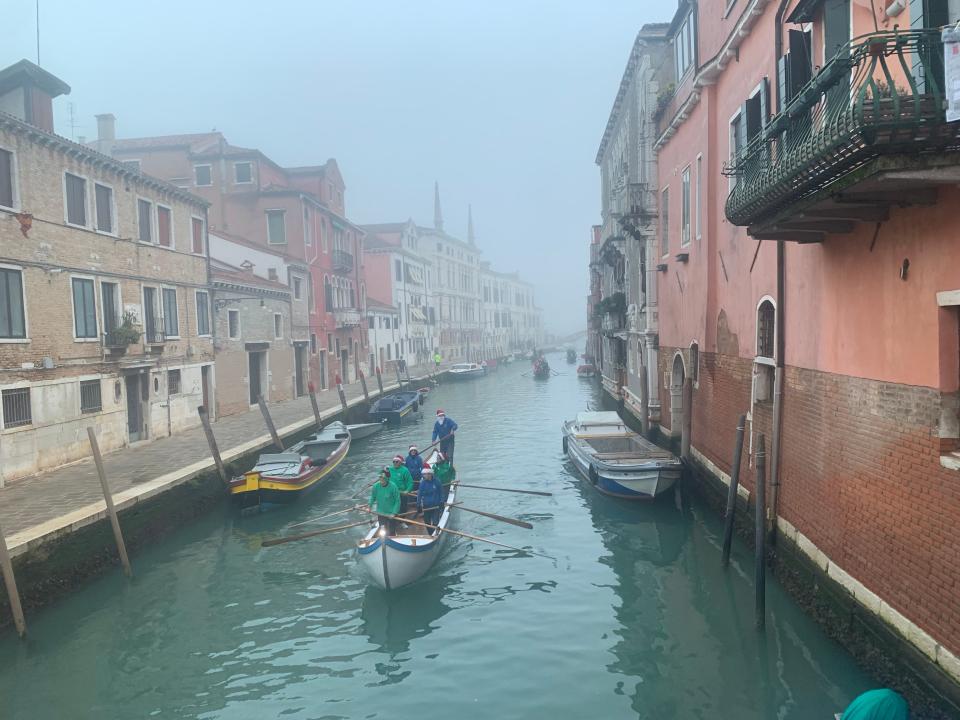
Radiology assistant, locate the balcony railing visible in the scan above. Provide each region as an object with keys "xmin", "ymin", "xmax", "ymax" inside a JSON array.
[
  {"xmin": 332, "ymin": 249, "xmax": 354, "ymax": 274},
  {"xmin": 333, "ymin": 307, "xmax": 362, "ymax": 328},
  {"xmin": 725, "ymin": 29, "xmax": 957, "ymax": 230},
  {"xmin": 611, "ymin": 182, "xmax": 653, "ymax": 220},
  {"xmin": 144, "ymin": 329, "xmax": 166, "ymax": 344}
]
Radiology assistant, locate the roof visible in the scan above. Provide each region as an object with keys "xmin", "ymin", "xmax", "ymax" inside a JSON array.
[
  {"xmin": 0, "ymin": 60, "xmax": 70, "ymax": 98},
  {"xmin": 209, "ymin": 229, "xmax": 305, "ymax": 264},
  {"xmin": 0, "ymin": 111, "xmax": 208, "ymax": 207},
  {"xmin": 210, "ymin": 259, "xmax": 292, "ymax": 293},
  {"xmin": 360, "ymin": 221, "xmax": 413, "ymax": 234},
  {"xmin": 366, "ymin": 297, "xmax": 399, "ymax": 313},
  {"xmin": 107, "ymin": 132, "xmax": 223, "ymax": 153}
]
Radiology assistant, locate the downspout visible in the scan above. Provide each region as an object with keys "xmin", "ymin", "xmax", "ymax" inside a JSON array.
[{"xmin": 768, "ymin": 0, "xmax": 791, "ymax": 540}]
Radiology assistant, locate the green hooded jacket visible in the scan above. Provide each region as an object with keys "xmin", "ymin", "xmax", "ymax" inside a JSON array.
[
  {"xmin": 369, "ymin": 479, "xmax": 401, "ymax": 515},
  {"xmin": 435, "ymin": 460, "xmax": 456, "ymax": 487},
  {"xmin": 390, "ymin": 464, "xmax": 414, "ymax": 493}
]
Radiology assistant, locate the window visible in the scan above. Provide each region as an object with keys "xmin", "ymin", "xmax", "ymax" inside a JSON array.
[
  {"xmin": 162, "ymin": 288, "xmax": 179, "ymax": 337},
  {"xmin": 94, "ymin": 183, "xmax": 114, "ymax": 234},
  {"xmin": 660, "ymin": 188, "xmax": 669, "ymax": 257},
  {"xmin": 2, "ymin": 387, "xmax": 31, "ymax": 428},
  {"xmin": 757, "ymin": 300, "xmax": 776, "ymax": 360},
  {"xmin": 191, "ymin": 217, "xmax": 204, "ymax": 254},
  {"xmin": 681, "ymin": 167, "xmax": 691, "ymax": 248},
  {"xmin": 167, "ymin": 369, "xmax": 181, "ymax": 395},
  {"xmin": 65, "ymin": 173, "xmax": 87, "ymax": 227},
  {"xmin": 138, "ymin": 199, "xmax": 153, "ymax": 243},
  {"xmin": 393, "ymin": 316, "xmax": 399, "ymax": 330},
  {"xmin": 101, "ymin": 282, "xmax": 120, "ymax": 335},
  {"xmin": 143, "ymin": 287, "xmax": 160, "ymax": 340},
  {"xmin": 324, "ymin": 276, "xmax": 333, "ymax": 310},
  {"xmin": 196, "ymin": 291, "xmax": 210, "ymax": 336},
  {"xmin": 327, "ymin": 333, "xmax": 333, "ymax": 352},
  {"xmin": 304, "ymin": 206, "xmax": 313, "ymax": 246},
  {"xmin": 194, "ymin": 164, "xmax": 212, "ymax": 186},
  {"xmin": 234, "ymin": 162, "xmax": 253, "ymax": 184},
  {"xmin": 729, "ymin": 111, "xmax": 744, "ymax": 190},
  {"xmin": 267, "ymin": 210, "xmax": 286, "ymax": 244},
  {"xmin": 690, "ymin": 342, "xmax": 699, "ymax": 383},
  {"xmin": 395, "ymin": 259, "xmax": 402, "ymax": 282},
  {"xmin": 157, "ymin": 205, "xmax": 172, "ymax": 247},
  {"xmin": 310, "ymin": 333, "xmax": 317, "ymax": 354},
  {"xmin": 674, "ymin": 12, "xmax": 696, "ymax": 79},
  {"xmin": 0, "ymin": 267, "xmax": 26, "ymax": 339},
  {"xmin": 72, "ymin": 277, "xmax": 98, "ymax": 339},
  {"xmin": 228, "ymin": 309, "xmax": 240, "ymax": 339},
  {"xmin": 0, "ymin": 148, "xmax": 15, "ymax": 209},
  {"xmin": 696, "ymin": 155, "xmax": 703, "ymax": 241},
  {"xmin": 293, "ymin": 277, "xmax": 303, "ymax": 300},
  {"xmin": 274, "ymin": 313, "xmax": 282, "ymax": 339},
  {"xmin": 80, "ymin": 379, "xmax": 102, "ymax": 413}
]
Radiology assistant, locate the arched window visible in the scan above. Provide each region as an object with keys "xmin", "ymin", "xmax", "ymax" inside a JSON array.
[
  {"xmin": 689, "ymin": 341, "xmax": 699, "ymax": 383},
  {"xmin": 756, "ymin": 299, "xmax": 776, "ymax": 360},
  {"xmin": 323, "ymin": 276, "xmax": 333, "ymax": 311}
]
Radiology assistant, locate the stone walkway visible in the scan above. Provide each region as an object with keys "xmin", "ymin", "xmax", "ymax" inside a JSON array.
[{"xmin": 0, "ymin": 364, "xmax": 443, "ymax": 555}]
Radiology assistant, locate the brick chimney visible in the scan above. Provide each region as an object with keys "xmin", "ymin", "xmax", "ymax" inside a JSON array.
[{"xmin": 0, "ymin": 59, "xmax": 70, "ymax": 133}]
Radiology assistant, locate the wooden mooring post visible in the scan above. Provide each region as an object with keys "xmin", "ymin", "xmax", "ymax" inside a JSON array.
[
  {"xmin": 197, "ymin": 406, "xmax": 228, "ymax": 486},
  {"xmin": 257, "ymin": 395, "xmax": 284, "ymax": 451},
  {"xmin": 359, "ymin": 370, "xmax": 370, "ymax": 403},
  {"xmin": 0, "ymin": 520, "xmax": 27, "ymax": 638},
  {"xmin": 335, "ymin": 375, "xmax": 348, "ymax": 413},
  {"xmin": 375, "ymin": 367, "xmax": 384, "ymax": 395},
  {"xmin": 307, "ymin": 381, "xmax": 323, "ymax": 430},
  {"xmin": 754, "ymin": 433, "xmax": 767, "ymax": 630},
  {"xmin": 639, "ymin": 368, "xmax": 650, "ymax": 435},
  {"xmin": 680, "ymin": 377, "xmax": 693, "ymax": 460},
  {"xmin": 721, "ymin": 413, "xmax": 747, "ymax": 567},
  {"xmin": 86, "ymin": 427, "xmax": 132, "ymax": 578}
]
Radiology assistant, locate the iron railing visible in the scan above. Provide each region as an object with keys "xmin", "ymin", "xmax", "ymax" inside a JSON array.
[
  {"xmin": 332, "ymin": 249, "xmax": 354, "ymax": 273},
  {"xmin": 144, "ymin": 329, "xmax": 166, "ymax": 344},
  {"xmin": 725, "ymin": 29, "xmax": 957, "ymax": 227}
]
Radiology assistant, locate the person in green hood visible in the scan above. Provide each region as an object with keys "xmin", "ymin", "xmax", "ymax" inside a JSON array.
[
  {"xmin": 434, "ymin": 452, "xmax": 457, "ymax": 502},
  {"xmin": 369, "ymin": 469, "xmax": 401, "ymax": 536},
  {"xmin": 390, "ymin": 455, "xmax": 414, "ymax": 513}
]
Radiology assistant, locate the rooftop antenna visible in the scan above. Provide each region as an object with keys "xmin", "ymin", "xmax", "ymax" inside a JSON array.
[{"xmin": 68, "ymin": 102, "xmax": 77, "ymax": 141}]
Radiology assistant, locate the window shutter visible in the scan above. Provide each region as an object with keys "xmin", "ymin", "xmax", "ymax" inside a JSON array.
[
  {"xmin": 788, "ymin": 30, "xmax": 812, "ymax": 98},
  {"xmin": 157, "ymin": 207, "xmax": 171, "ymax": 247},
  {"xmin": 777, "ymin": 53, "xmax": 789, "ymax": 111},
  {"xmin": 0, "ymin": 150, "xmax": 12, "ymax": 208}
]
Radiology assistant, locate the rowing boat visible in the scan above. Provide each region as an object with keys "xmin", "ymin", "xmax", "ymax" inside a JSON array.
[{"xmin": 357, "ymin": 451, "xmax": 456, "ymax": 589}]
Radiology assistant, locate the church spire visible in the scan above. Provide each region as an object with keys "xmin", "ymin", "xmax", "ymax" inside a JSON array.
[
  {"xmin": 467, "ymin": 204, "xmax": 476, "ymax": 246},
  {"xmin": 433, "ymin": 181, "xmax": 444, "ymax": 232}
]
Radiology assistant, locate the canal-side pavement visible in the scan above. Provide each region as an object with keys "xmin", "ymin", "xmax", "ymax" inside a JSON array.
[{"xmin": 0, "ymin": 365, "xmax": 444, "ymax": 558}]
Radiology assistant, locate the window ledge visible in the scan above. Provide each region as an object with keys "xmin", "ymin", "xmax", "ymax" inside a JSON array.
[
  {"xmin": 754, "ymin": 356, "xmax": 776, "ymax": 367},
  {"xmin": 940, "ymin": 452, "xmax": 960, "ymax": 471}
]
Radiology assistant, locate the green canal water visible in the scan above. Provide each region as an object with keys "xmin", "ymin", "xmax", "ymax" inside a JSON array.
[{"xmin": 0, "ymin": 353, "xmax": 873, "ymax": 719}]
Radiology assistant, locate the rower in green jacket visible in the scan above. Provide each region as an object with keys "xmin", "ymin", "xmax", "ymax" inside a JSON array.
[
  {"xmin": 434, "ymin": 453, "xmax": 456, "ymax": 501},
  {"xmin": 391, "ymin": 455, "xmax": 414, "ymax": 513},
  {"xmin": 369, "ymin": 469, "xmax": 401, "ymax": 536}
]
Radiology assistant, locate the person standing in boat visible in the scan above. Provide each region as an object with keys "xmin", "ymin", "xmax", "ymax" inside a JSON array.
[
  {"xmin": 432, "ymin": 410, "xmax": 458, "ymax": 464},
  {"xmin": 391, "ymin": 455, "xmax": 414, "ymax": 513},
  {"xmin": 417, "ymin": 466, "xmax": 444, "ymax": 535},
  {"xmin": 369, "ymin": 469, "xmax": 401, "ymax": 536},
  {"xmin": 405, "ymin": 445, "xmax": 424, "ymax": 487}
]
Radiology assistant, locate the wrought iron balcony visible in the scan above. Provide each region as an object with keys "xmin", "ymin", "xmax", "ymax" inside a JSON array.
[
  {"xmin": 611, "ymin": 182, "xmax": 653, "ymax": 220},
  {"xmin": 144, "ymin": 329, "xmax": 166, "ymax": 345},
  {"xmin": 333, "ymin": 306, "xmax": 362, "ymax": 328},
  {"xmin": 332, "ymin": 249, "xmax": 354, "ymax": 274},
  {"xmin": 725, "ymin": 29, "xmax": 960, "ymax": 241}
]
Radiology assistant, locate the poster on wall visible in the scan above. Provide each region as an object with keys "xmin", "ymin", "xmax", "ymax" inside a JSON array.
[{"xmin": 944, "ymin": 26, "xmax": 960, "ymax": 123}]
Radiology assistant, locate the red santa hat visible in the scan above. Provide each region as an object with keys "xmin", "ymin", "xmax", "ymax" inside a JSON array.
[
  {"xmin": 392, "ymin": 455, "xmax": 404, "ymax": 462},
  {"xmin": 436, "ymin": 409, "xmax": 445, "ymax": 416}
]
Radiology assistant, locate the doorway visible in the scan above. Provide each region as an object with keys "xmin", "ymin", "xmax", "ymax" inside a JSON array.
[
  {"xmin": 319, "ymin": 350, "xmax": 327, "ymax": 390},
  {"xmin": 125, "ymin": 374, "xmax": 146, "ymax": 442},
  {"xmin": 670, "ymin": 353, "xmax": 686, "ymax": 437},
  {"xmin": 340, "ymin": 348, "xmax": 349, "ymax": 384},
  {"xmin": 294, "ymin": 344, "xmax": 306, "ymax": 397},
  {"xmin": 248, "ymin": 350, "xmax": 265, "ymax": 405}
]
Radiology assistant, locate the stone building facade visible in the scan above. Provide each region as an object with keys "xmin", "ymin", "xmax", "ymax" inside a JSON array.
[{"xmin": 0, "ymin": 61, "xmax": 213, "ymax": 484}]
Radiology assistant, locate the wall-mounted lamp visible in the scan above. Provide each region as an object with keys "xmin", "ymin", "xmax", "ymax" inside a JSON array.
[{"xmin": 885, "ymin": 0, "xmax": 905, "ymax": 17}]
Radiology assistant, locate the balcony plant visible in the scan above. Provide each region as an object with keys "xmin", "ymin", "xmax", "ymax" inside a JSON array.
[{"xmin": 108, "ymin": 311, "xmax": 142, "ymax": 348}]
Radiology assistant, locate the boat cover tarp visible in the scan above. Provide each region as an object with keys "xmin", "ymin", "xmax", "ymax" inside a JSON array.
[{"xmin": 840, "ymin": 689, "xmax": 909, "ymax": 720}]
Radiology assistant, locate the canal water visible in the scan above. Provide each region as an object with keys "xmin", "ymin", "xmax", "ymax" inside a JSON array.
[{"xmin": 0, "ymin": 352, "xmax": 873, "ymax": 719}]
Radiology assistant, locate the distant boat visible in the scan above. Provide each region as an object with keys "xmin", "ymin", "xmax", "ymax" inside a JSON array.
[
  {"xmin": 357, "ymin": 450, "xmax": 455, "ymax": 590},
  {"xmin": 346, "ymin": 421, "xmax": 386, "ymax": 440},
  {"xmin": 368, "ymin": 390, "xmax": 422, "ymax": 425},
  {"xmin": 562, "ymin": 411, "xmax": 681, "ymax": 500},
  {"xmin": 532, "ymin": 356, "xmax": 551, "ymax": 379},
  {"xmin": 566, "ymin": 348, "xmax": 577, "ymax": 364},
  {"xmin": 448, "ymin": 362, "xmax": 486, "ymax": 380},
  {"xmin": 229, "ymin": 422, "xmax": 351, "ymax": 509},
  {"xmin": 576, "ymin": 364, "xmax": 598, "ymax": 379}
]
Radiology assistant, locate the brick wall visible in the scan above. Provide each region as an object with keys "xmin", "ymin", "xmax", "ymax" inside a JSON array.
[{"xmin": 686, "ymin": 349, "xmax": 960, "ymax": 657}]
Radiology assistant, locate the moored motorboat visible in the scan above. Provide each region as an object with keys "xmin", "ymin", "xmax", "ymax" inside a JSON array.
[
  {"xmin": 229, "ymin": 422, "xmax": 351, "ymax": 509},
  {"xmin": 576, "ymin": 364, "xmax": 597, "ymax": 378},
  {"xmin": 357, "ymin": 451, "xmax": 455, "ymax": 590},
  {"xmin": 346, "ymin": 421, "xmax": 386, "ymax": 440},
  {"xmin": 562, "ymin": 411, "xmax": 681, "ymax": 500},
  {"xmin": 566, "ymin": 348, "xmax": 577, "ymax": 364},
  {"xmin": 448, "ymin": 362, "xmax": 486, "ymax": 380},
  {"xmin": 368, "ymin": 390, "xmax": 422, "ymax": 425}
]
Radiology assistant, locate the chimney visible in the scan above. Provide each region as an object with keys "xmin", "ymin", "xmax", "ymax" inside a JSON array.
[
  {"xmin": 0, "ymin": 60, "xmax": 70, "ymax": 133},
  {"xmin": 96, "ymin": 113, "xmax": 115, "ymax": 141}
]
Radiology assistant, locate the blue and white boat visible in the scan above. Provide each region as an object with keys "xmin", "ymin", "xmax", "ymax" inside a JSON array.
[
  {"xmin": 447, "ymin": 362, "xmax": 486, "ymax": 380},
  {"xmin": 357, "ymin": 451, "xmax": 455, "ymax": 589},
  {"xmin": 562, "ymin": 411, "xmax": 681, "ymax": 500},
  {"xmin": 368, "ymin": 390, "xmax": 422, "ymax": 425}
]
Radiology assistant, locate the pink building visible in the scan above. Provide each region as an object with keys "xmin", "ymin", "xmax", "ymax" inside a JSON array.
[{"xmin": 651, "ymin": 0, "xmax": 960, "ymax": 705}]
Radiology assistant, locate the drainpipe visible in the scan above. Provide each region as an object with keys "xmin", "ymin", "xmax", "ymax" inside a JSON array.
[{"xmin": 768, "ymin": 0, "xmax": 791, "ymax": 539}]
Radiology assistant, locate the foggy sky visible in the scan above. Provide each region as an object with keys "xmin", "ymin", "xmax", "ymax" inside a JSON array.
[{"xmin": 8, "ymin": 1, "xmax": 661, "ymax": 338}]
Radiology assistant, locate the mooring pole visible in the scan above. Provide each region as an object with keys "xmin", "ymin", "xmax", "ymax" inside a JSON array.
[
  {"xmin": 86, "ymin": 427, "xmax": 132, "ymax": 578},
  {"xmin": 335, "ymin": 375, "xmax": 348, "ymax": 414},
  {"xmin": 394, "ymin": 363, "xmax": 403, "ymax": 390},
  {"xmin": 257, "ymin": 395, "xmax": 283, "ymax": 451},
  {"xmin": 375, "ymin": 366, "xmax": 384, "ymax": 395},
  {"xmin": 639, "ymin": 367, "xmax": 650, "ymax": 436},
  {"xmin": 722, "ymin": 413, "xmax": 747, "ymax": 567},
  {"xmin": 359, "ymin": 370, "xmax": 370, "ymax": 403},
  {"xmin": 754, "ymin": 433, "xmax": 767, "ymax": 630},
  {"xmin": 197, "ymin": 406, "xmax": 228, "ymax": 486},
  {"xmin": 0, "ymin": 520, "xmax": 26, "ymax": 638},
  {"xmin": 680, "ymin": 376, "xmax": 693, "ymax": 461},
  {"xmin": 307, "ymin": 381, "xmax": 323, "ymax": 430}
]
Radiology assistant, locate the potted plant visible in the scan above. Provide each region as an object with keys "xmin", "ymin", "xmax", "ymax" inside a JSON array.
[{"xmin": 105, "ymin": 311, "xmax": 142, "ymax": 352}]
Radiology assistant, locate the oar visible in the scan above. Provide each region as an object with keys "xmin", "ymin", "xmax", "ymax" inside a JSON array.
[
  {"xmin": 366, "ymin": 511, "xmax": 554, "ymax": 560},
  {"xmin": 454, "ymin": 483, "xmax": 553, "ymax": 497},
  {"xmin": 262, "ymin": 518, "xmax": 372, "ymax": 547},
  {"xmin": 288, "ymin": 504, "xmax": 364, "ymax": 529},
  {"xmin": 448, "ymin": 503, "xmax": 533, "ymax": 529}
]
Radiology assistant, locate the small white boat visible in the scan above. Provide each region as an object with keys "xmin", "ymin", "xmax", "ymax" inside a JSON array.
[
  {"xmin": 346, "ymin": 421, "xmax": 386, "ymax": 440},
  {"xmin": 357, "ymin": 451, "xmax": 455, "ymax": 589},
  {"xmin": 447, "ymin": 362, "xmax": 486, "ymax": 380},
  {"xmin": 562, "ymin": 411, "xmax": 681, "ymax": 500}
]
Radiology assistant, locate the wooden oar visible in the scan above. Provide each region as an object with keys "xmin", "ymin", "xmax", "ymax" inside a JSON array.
[
  {"xmin": 262, "ymin": 518, "xmax": 372, "ymax": 547},
  {"xmin": 453, "ymin": 483, "xmax": 552, "ymax": 497},
  {"xmin": 367, "ymin": 511, "xmax": 554, "ymax": 560},
  {"xmin": 448, "ymin": 503, "xmax": 533, "ymax": 529},
  {"xmin": 288, "ymin": 504, "xmax": 364, "ymax": 529}
]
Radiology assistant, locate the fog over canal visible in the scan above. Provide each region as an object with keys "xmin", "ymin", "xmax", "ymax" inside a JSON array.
[{"xmin": 0, "ymin": 356, "xmax": 872, "ymax": 719}]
